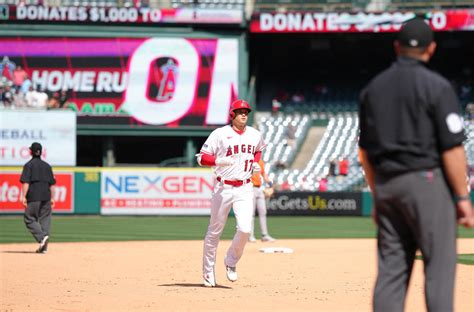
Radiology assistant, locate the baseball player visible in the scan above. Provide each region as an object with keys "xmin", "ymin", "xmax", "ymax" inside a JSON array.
[
  {"xmin": 249, "ymin": 158, "xmax": 275, "ymax": 242},
  {"xmin": 196, "ymin": 99, "xmax": 266, "ymax": 287}
]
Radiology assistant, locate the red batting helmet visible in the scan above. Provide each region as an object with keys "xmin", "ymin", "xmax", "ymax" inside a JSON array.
[{"xmin": 229, "ymin": 99, "xmax": 252, "ymax": 119}]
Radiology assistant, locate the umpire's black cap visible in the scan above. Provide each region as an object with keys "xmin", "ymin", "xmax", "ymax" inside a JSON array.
[
  {"xmin": 398, "ymin": 18, "xmax": 434, "ymax": 48},
  {"xmin": 29, "ymin": 142, "xmax": 42, "ymax": 155}
]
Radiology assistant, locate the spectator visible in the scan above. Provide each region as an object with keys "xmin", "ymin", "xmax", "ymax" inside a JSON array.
[
  {"xmin": 274, "ymin": 160, "xmax": 287, "ymax": 170},
  {"xmin": 13, "ymin": 91, "xmax": 27, "ymax": 108},
  {"xmin": 0, "ymin": 85, "xmax": 4, "ymax": 107},
  {"xmin": 338, "ymin": 157, "xmax": 349, "ymax": 176},
  {"xmin": 466, "ymin": 103, "xmax": 474, "ymax": 120},
  {"xmin": 328, "ymin": 158, "xmax": 337, "ymax": 176},
  {"xmin": 276, "ymin": 89, "xmax": 289, "ymax": 102},
  {"xmin": 13, "ymin": 65, "xmax": 27, "ymax": 92},
  {"xmin": 271, "ymin": 98, "xmax": 281, "ymax": 116},
  {"xmin": 47, "ymin": 92, "xmax": 61, "ymax": 110},
  {"xmin": 0, "ymin": 56, "xmax": 15, "ymax": 80},
  {"xmin": 25, "ymin": 85, "xmax": 37, "ymax": 107},
  {"xmin": 59, "ymin": 90, "xmax": 69, "ymax": 108},
  {"xmin": 291, "ymin": 91, "xmax": 305, "ymax": 103},
  {"xmin": 318, "ymin": 176, "xmax": 328, "ymax": 192},
  {"xmin": 20, "ymin": 75, "xmax": 32, "ymax": 95},
  {"xmin": 37, "ymin": 89, "xmax": 49, "ymax": 109},
  {"xmin": 25, "ymin": 86, "xmax": 47, "ymax": 109},
  {"xmin": 314, "ymin": 83, "xmax": 328, "ymax": 96},
  {"xmin": 1, "ymin": 85, "xmax": 13, "ymax": 107},
  {"xmin": 280, "ymin": 180, "xmax": 291, "ymax": 191}
]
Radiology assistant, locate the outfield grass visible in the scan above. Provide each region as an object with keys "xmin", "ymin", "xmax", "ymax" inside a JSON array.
[
  {"xmin": 457, "ymin": 254, "xmax": 474, "ymax": 265},
  {"xmin": 0, "ymin": 216, "xmax": 473, "ymax": 244},
  {"xmin": 416, "ymin": 254, "xmax": 474, "ymax": 265}
]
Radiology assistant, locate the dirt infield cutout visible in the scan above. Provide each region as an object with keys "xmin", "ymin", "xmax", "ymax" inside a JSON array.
[{"xmin": 1, "ymin": 239, "xmax": 473, "ymax": 311}]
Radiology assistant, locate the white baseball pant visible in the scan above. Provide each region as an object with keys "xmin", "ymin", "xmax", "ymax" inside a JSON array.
[
  {"xmin": 203, "ymin": 182, "xmax": 254, "ymax": 276},
  {"xmin": 251, "ymin": 186, "xmax": 269, "ymax": 237}
]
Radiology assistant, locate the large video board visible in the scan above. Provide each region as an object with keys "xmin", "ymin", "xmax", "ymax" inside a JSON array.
[{"xmin": 0, "ymin": 37, "xmax": 239, "ymax": 126}]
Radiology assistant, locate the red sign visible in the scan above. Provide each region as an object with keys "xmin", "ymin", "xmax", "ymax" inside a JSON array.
[
  {"xmin": 0, "ymin": 172, "xmax": 74, "ymax": 213},
  {"xmin": 250, "ymin": 10, "xmax": 474, "ymax": 33}
]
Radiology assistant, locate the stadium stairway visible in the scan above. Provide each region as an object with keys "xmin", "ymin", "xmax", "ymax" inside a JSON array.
[{"xmin": 291, "ymin": 126, "xmax": 326, "ymax": 170}]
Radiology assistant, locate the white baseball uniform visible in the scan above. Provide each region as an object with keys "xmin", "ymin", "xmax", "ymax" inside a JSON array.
[{"xmin": 197, "ymin": 124, "xmax": 265, "ymax": 279}]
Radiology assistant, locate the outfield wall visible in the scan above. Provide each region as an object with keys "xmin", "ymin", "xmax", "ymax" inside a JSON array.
[
  {"xmin": 2, "ymin": 167, "xmax": 470, "ymax": 216},
  {"xmin": 1, "ymin": 167, "xmax": 214, "ymax": 215}
]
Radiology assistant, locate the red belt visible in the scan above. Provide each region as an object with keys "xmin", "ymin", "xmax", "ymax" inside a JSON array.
[{"xmin": 217, "ymin": 177, "xmax": 251, "ymax": 186}]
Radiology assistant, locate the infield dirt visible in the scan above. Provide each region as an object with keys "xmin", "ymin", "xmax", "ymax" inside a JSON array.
[{"xmin": 1, "ymin": 239, "xmax": 473, "ymax": 311}]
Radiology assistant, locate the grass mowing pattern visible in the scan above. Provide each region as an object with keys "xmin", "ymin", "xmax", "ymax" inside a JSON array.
[{"xmin": 0, "ymin": 216, "xmax": 472, "ymax": 244}]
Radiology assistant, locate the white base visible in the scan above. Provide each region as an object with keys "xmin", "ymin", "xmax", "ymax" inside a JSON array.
[{"xmin": 259, "ymin": 247, "xmax": 294, "ymax": 254}]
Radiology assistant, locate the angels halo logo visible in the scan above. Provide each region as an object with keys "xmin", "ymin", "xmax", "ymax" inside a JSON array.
[{"xmin": 148, "ymin": 57, "xmax": 178, "ymax": 102}]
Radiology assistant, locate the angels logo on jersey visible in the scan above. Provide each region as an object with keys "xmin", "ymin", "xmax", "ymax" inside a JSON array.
[
  {"xmin": 148, "ymin": 57, "xmax": 178, "ymax": 102},
  {"xmin": 225, "ymin": 144, "xmax": 257, "ymax": 156}
]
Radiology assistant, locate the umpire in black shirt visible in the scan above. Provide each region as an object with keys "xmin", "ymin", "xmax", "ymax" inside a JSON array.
[
  {"xmin": 359, "ymin": 19, "xmax": 474, "ymax": 312},
  {"xmin": 20, "ymin": 142, "xmax": 56, "ymax": 253}
]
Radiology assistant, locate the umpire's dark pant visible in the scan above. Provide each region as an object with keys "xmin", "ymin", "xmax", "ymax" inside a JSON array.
[
  {"xmin": 373, "ymin": 168, "xmax": 457, "ymax": 312},
  {"xmin": 24, "ymin": 200, "xmax": 52, "ymax": 243}
]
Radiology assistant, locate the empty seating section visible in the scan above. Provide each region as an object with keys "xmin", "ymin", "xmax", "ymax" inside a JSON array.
[
  {"xmin": 299, "ymin": 113, "xmax": 363, "ymax": 191},
  {"xmin": 465, "ymin": 121, "xmax": 474, "ymax": 167},
  {"xmin": 258, "ymin": 112, "xmax": 364, "ymax": 191},
  {"xmin": 260, "ymin": 112, "xmax": 474, "ymax": 192},
  {"xmin": 257, "ymin": 113, "xmax": 311, "ymax": 180},
  {"xmin": 281, "ymin": 81, "xmax": 361, "ymax": 115}
]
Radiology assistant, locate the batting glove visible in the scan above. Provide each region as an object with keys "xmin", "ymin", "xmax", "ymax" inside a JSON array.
[{"xmin": 215, "ymin": 156, "xmax": 235, "ymax": 167}]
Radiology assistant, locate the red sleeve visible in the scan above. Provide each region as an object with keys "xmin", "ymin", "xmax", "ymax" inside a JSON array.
[
  {"xmin": 253, "ymin": 151, "xmax": 261, "ymax": 162},
  {"xmin": 201, "ymin": 153, "xmax": 216, "ymax": 166}
]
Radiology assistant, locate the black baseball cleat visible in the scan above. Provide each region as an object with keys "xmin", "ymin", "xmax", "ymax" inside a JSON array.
[{"xmin": 36, "ymin": 235, "xmax": 49, "ymax": 253}]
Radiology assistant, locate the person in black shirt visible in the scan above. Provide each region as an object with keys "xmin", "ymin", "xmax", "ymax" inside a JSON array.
[
  {"xmin": 359, "ymin": 18, "xmax": 474, "ymax": 312},
  {"xmin": 58, "ymin": 90, "xmax": 69, "ymax": 108},
  {"xmin": 20, "ymin": 142, "xmax": 56, "ymax": 254}
]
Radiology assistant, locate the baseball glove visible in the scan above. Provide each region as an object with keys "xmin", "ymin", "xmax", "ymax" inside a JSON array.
[{"xmin": 263, "ymin": 187, "xmax": 274, "ymax": 199}]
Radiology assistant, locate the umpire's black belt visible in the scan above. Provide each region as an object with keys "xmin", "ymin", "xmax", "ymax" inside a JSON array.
[{"xmin": 217, "ymin": 177, "xmax": 251, "ymax": 187}]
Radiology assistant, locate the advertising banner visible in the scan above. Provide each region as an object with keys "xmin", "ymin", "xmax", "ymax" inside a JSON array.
[
  {"xmin": 0, "ymin": 37, "xmax": 239, "ymax": 126},
  {"xmin": 0, "ymin": 110, "xmax": 76, "ymax": 166},
  {"xmin": 0, "ymin": 171, "xmax": 74, "ymax": 213},
  {"xmin": 250, "ymin": 10, "xmax": 474, "ymax": 33},
  {"xmin": 267, "ymin": 192, "xmax": 362, "ymax": 216},
  {"xmin": 1, "ymin": 5, "xmax": 243, "ymax": 25},
  {"xmin": 101, "ymin": 169, "xmax": 214, "ymax": 215}
]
